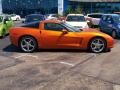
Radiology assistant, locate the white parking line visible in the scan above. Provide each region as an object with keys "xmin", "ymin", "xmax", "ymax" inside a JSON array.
[
  {"xmin": 60, "ymin": 62, "xmax": 75, "ymax": 67},
  {"xmin": 13, "ymin": 54, "xmax": 39, "ymax": 59},
  {"xmin": 114, "ymin": 85, "xmax": 120, "ymax": 90},
  {"xmin": 14, "ymin": 54, "xmax": 28, "ymax": 59}
]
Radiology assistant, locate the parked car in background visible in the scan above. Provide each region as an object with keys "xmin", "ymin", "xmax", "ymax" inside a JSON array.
[
  {"xmin": 58, "ymin": 16, "xmax": 66, "ymax": 21},
  {"xmin": 11, "ymin": 14, "xmax": 21, "ymax": 21},
  {"xmin": 99, "ymin": 14, "xmax": 120, "ymax": 38},
  {"xmin": 65, "ymin": 14, "xmax": 89, "ymax": 29},
  {"xmin": 24, "ymin": 14, "xmax": 46, "ymax": 24},
  {"xmin": 46, "ymin": 14, "xmax": 58, "ymax": 20},
  {"xmin": 86, "ymin": 13, "xmax": 103, "ymax": 27},
  {"xmin": 9, "ymin": 20, "xmax": 114, "ymax": 53},
  {"xmin": 0, "ymin": 15, "xmax": 13, "ymax": 37},
  {"xmin": 114, "ymin": 12, "xmax": 120, "ymax": 15}
]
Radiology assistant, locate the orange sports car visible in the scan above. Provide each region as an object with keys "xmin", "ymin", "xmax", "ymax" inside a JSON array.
[{"xmin": 9, "ymin": 20, "xmax": 114, "ymax": 53}]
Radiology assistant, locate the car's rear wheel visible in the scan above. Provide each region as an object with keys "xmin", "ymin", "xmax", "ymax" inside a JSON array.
[
  {"xmin": 19, "ymin": 36, "xmax": 37, "ymax": 53},
  {"xmin": 111, "ymin": 30, "xmax": 117, "ymax": 39},
  {"xmin": 89, "ymin": 37, "xmax": 106, "ymax": 53}
]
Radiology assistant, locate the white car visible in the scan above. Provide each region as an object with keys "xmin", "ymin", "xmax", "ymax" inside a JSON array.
[
  {"xmin": 11, "ymin": 14, "xmax": 21, "ymax": 21},
  {"xmin": 46, "ymin": 14, "xmax": 58, "ymax": 20},
  {"xmin": 87, "ymin": 13, "xmax": 103, "ymax": 26},
  {"xmin": 65, "ymin": 14, "xmax": 89, "ymax": 29}
]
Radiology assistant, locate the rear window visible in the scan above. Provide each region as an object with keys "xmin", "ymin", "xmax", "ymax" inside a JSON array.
[
  {"xmin": 66, "ymin": 16, "xmax": 85, "ymax": 22},
  {"xmin": 88, "ymin": 15, "xmax": 102, "ymax": 18}
]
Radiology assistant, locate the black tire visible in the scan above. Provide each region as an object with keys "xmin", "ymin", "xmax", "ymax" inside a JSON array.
[
  {"xmin": 19, "ymin": 36, "xmax": 38, "ymax": 53},
  {"xmin": 111, "ymin": 30, "xmax": 117, "ymax": 39},
  {"xmin": 89, "ymin": 37, "xmax": 106, "ymax": 53}
]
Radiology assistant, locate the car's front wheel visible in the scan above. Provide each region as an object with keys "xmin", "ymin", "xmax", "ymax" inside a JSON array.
[
  {"xmin": 19, "ymin": 36, "xmax": 37, "ymax": 53},
  {"xmin": 89, "ymin": 37, "xmax": 106, "ymax": 53}
]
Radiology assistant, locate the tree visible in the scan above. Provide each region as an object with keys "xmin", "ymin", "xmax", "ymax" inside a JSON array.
[
  {"xmin": 64, "ymin": 6, "xmax": 73, "ymax": 16},
  {"xmin": 75, "ymin": 5, "xmax": 82, "ymax": 14}
]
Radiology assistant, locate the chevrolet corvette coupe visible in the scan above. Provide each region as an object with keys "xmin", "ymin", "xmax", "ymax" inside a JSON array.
[{"xmin": 9, "ymin": 20, "xmax": 114, "ymax": 53}]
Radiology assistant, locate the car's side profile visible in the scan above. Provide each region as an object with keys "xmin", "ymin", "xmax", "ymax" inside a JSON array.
[
  {"xmin": 99, "ymin": 14, "xmax": 120, "ymax": 38},
  {"xmin": 0, "ymin": 15, "xmax": 13, "ymax": 37},
  {"xmin": 9, "ymin": 20, "xmax": 114, "ymax": 53}
]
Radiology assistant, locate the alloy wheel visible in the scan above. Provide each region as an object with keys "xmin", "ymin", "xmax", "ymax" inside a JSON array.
[
  {"xmin": 90, "ymin": 38, "xmax": 105, "ymax": 53},
  {"xmin": 20, "ymin": 36, "xmax": 37, "ymax": 52}
]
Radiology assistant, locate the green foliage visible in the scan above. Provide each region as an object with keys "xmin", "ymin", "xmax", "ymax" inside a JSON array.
[
  {"xmin": 75, "ymin": 5, "xmax": 82, "ymax": 14},
  {"xmin": 64, "ymin": 6, "xmax": 73, "ymax": 16},
  {"xmin": 64, "ymin": 5, "xmax": 83, "ymax": 16}
]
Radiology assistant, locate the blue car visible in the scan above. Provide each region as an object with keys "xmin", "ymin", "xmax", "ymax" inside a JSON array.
[
  {"xmin": 99, "ymin": 14, "xmax": 120, "ymax": 38},
  {"xmin": 24, "ymin": 14, "xmax": 46, "ymax": 24}
]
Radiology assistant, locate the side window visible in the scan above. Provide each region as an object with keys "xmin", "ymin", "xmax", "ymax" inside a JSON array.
[
  {"xmin": 102, "ymin": 16, "xmax": 107, "ymax": 21},
  {"xmin": 44, "ymin": 23, "xmax": 64, "ymax": 31},
  {"xmin": 106, "ymin": 16, "xmax": 113, "ymax": 23},
  {"xmin": 5, "ymin": 16, "xmax": 10, "ymax": 21},
  {"xmin": 52, "ymin": 15, "xmax": 58, "ymax": 17}
]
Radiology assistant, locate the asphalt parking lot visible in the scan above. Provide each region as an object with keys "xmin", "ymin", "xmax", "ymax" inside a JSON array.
[{"xmin": 0, "ymin": 21, "xmax": 120, "ymax": 90}]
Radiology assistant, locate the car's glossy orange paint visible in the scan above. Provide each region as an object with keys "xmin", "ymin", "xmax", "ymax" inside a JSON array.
[{"xmin": 9, "ymin": 20, "xmax": 114, "ymax": 50}]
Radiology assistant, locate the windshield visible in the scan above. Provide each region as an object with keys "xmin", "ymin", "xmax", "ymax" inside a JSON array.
[
  {"xmin": 60, "ymin": 22, "xmax": 81, "ymax": 32},
  {"xmin": 113, "ymin": 15, "xmax": 120, "ymax": 23},
  {"xmin": 25, "ymin": 15, "xmax": 45, "ymax": 23},
  {"xmin": 66, "ymin": 16, "xmax": 85, "ymax": 22},
  {"xmin": 11, "ymin": 14, "xmax": 16, "ymax": 17}
]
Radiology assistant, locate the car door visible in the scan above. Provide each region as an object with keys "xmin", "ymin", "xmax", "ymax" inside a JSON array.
[
  {"xmin": 100, "ymin": 15, "xmax": 108, "ymax": 32},
  {"xmin": 40, "ymin": 22, "xmax": 81, "ymax": 49},
  {"xmin": 105, "ymin": 16, "xmax": 113, "ymax": 33},
  {"xmin": 4, "ymin": 16, "xmax": 13, "ymax": 33}
]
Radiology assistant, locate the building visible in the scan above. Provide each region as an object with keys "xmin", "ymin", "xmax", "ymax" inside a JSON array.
[
  {"xmin": 0, "ymin": 0, "xmax": 2, "ymax": 14},
  {"xmin": 1, "ymin": 0, "xmax": 120, "ymax": 17},
  {"xmin": 2, "ymin": 0, "xmax": 58, "ymax": 17}
]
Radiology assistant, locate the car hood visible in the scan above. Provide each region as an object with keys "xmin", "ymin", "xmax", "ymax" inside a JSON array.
[{"xmin": 65, "ymin": 21, "xmax": 88, "ymax": 28}]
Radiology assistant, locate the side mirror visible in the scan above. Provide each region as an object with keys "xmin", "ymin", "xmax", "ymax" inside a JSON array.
[{"xmin": 62, "ymin": 29, "xmax": 68, "ymax": 34}]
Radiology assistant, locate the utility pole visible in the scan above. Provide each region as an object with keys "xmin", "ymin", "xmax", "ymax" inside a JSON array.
[{"xmin": 90, "ymin": 2, "xmax": 92, "ymax": 13}]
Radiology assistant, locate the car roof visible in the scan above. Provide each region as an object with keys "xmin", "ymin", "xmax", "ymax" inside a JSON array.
[
  {"xmin": 42, "ymin": 20, "xmax": 61, "ymax": 23},
  {"xmin": 67, "ymin": 14, "xmax": 84, "ymax": 16},
  {"xmin": 26, "ymin": 14, "xmax": 44, "ymax": 17},
  {"xmin": 87, "ymin": 13, "xmax": 103, "ymax": 15},
  {"xmin": 103, "ymin": 14, "xmax": 119, "ymax": 16}
]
